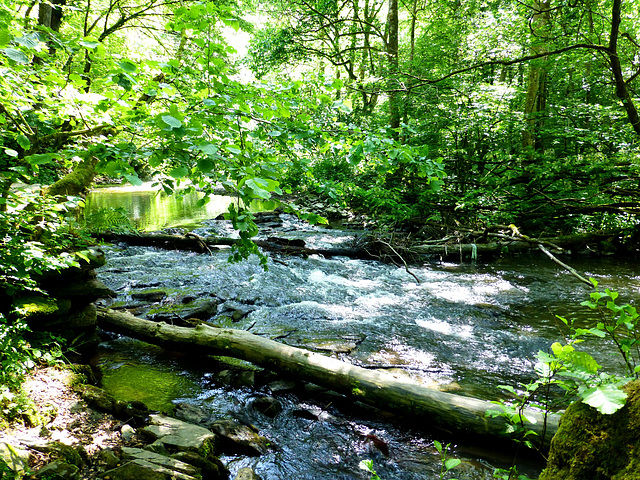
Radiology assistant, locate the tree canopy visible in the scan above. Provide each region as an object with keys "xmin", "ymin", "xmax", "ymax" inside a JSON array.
[{"xmin": 1, "ymin": 0, "xmax": 639, "ymax": 277}]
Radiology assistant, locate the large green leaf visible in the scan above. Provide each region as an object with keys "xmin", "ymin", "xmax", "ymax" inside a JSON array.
[
  {"xmin": 581, "ymin": 385, "xmax": 627, "ymax": 414},
  {"xmin": 161, "ymin": 115, "xmax": 182, "ymax": 129},
  {"xmin": 3, "ymin": 48, "xmax": 29, "ymax": 64}
]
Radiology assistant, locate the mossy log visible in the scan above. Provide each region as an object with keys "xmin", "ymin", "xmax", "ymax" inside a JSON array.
[{"xmin": 97, "ymin": 307, "xmax": 560, "ymax": 448}]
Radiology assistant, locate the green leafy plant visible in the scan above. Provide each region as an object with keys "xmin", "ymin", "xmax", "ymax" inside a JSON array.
[
  {"xmin": 81, "ymin": 206, "xmax": 136, "ymax": 234},
  {"xmin": 434, "ymin": 440, "xmax": 461, "ymax": 480},
  {"xmin": 359, "ymin": 459, "xmax": 381, "ymax": 480}
]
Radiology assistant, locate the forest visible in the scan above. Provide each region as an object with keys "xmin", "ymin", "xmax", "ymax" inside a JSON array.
[{"xmin": 1, "ymin": 0, "xmax": 640, "ymax": 478}]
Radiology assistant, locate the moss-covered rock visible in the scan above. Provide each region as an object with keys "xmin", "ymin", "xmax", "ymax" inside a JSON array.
[{"xmin": 539, "ymin": 380, "xmax": 640, "ymax": 480}]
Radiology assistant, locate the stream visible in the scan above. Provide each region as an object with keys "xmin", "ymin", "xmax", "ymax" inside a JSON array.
[{"xmin": 86, "ymin": 185, "xmax": 640, "ymax": 479}]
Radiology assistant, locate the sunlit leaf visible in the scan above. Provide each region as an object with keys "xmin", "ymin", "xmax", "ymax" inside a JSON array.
[
  {"xmin": 16, "ymin": 135, "xmax": 30, "ymax": 150},
  {"xmin": 162, "ymin": 115, "xmax": 182, "ymax": 129},
  {"xmin": 118, "ymin": 60, "xmax": 137, "ymax": 73},
  {"xmin": 169, "ymin": 166, "xmax": 189, "ymax": 178},
  {"xmin": 581, "ymin": 385, "xmax": 627, "ymax": 414},
  {"xmin": 79, "ymin": 40, "xmax": 100, "ymax": 49},
  {"xmin": 123, "ymin": 174, "xmax": 143, "ymax": 186},
  {"xmin": 3, "ymin": 48, "xmax": 29, "ymax": 64}
]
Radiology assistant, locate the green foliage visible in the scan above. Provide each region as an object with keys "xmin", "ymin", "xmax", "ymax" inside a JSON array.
[
  {"xmin": 81, "ymin": 207, "xmax": 136, "ymax": 234},
  {"xmin": 358, "ymin": 459, "xmax": 381, "ymax": 480},
  {"xmin": 434, "ymin": 440, "xmax": 461, "ymax": 480}
]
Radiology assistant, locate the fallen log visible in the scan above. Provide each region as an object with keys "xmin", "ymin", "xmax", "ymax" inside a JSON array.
[
  {"xmin": 97, "ymin": 308, "xmax": 560, "ymax": 448},
  {"xmin": 94, "ymin": 232, "xmax": 374, "ymax": 259}
]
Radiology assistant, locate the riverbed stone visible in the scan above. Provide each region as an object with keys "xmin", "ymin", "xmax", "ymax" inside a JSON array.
[
  {"xmin": 35, "ymin": 459, "xmax": 80, "ymax": 479},
  {"xmin": 234, "ymin": 467, "xmax": 262, "ymax": 480},
  {"xmin": 247, "ymin": 396, "xmax": 283, "ymax": 418},
  {"xmin": 102, "ymin": 458, "xmax": 199, "ymax": 480},
  {"xmin": 142, "ymin": 414, "xmax": 219, "ymax": 456},
  {"xmin": 209, "ymin": 419, "xmax": 272, "ymax": 456},
  {"xmin": 132, "ymin": 290, "xmax": 168, "ymax": 302}
]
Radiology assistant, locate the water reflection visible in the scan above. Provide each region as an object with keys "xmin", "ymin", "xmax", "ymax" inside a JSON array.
[{"xmin": 84, "ymin": 183, "xmax": 278, "ymax": 231}]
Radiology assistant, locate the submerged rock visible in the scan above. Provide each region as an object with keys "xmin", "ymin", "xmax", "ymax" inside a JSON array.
[
  {"xmin": 539, "ymin": 380, "xmax": 640, "ymax": 480},
  {"xmin": 209, "ymin": 419, "xmax": 273, "ymax": 456}
]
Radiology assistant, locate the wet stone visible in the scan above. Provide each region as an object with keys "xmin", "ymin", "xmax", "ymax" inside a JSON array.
[
  {"xmin": 234, "ymin": 467, "xmax": 263, "ymax": 480},
  {"xmin": 142, "ymin": 414, "xmax": 219, "ymax": 455},
  {"xmin": 247, "ymin": 396, "xmax": 283, "ymax": 418},
  {"xmin": 209, "ymin": 419, "xmax": 272, "ymax": 456}
]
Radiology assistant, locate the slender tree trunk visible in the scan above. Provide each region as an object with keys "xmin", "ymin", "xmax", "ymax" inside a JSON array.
[
  {"xmin": 521, "ymin": 0, "xmax": 551, "ymax": 155},
  {"xmin": 607, "ymin": 0, "xmax": 640, "ymax": 135},
  {"xmin": 386, "ymin": 0, "xmax": 401, "ymax": 139}
]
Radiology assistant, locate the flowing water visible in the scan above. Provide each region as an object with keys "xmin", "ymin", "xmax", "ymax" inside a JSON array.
[{"xmin": 87, "ymin": 186, "xmax": 640, "ymax": 479}]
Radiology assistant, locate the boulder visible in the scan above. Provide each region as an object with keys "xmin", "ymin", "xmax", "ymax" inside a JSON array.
[
  {"xmin": 539, "ymin": 380, "xmax": 640, "ymax": 480},
  {"xmin": 142, "ymin": 415, "xmax": 219, "ymax": 457},
  {"xmin": 209, "ymin": 419, "xmax": 273, "ymax": 456},
  {"xmin": 234, "ymin": 467, "xmax": 263, "ymax": 480}
]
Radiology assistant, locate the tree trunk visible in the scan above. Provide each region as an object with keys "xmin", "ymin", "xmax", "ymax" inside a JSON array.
[
  {"xmin": 45, "ymin": 155, "xmax": 99, "ymax": 197},
  {"xmin": 521, "ymin": 0, "xmax": 551, "ymax": 155},
  {"xmin": 607, "ymin": 0, "xmax": 640, "ymax": 136},
  {"xmin": 97, "ymin": 308, "xmax": 560, "ymax": 448},
  {"xmin": 386, "ymin": 0, "xmax": 401, "ymax": 138}
]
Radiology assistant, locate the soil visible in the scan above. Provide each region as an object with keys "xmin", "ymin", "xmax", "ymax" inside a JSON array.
[{"xmin": 0, "ymin": 366, "xmax": 123, "ymax": 476}]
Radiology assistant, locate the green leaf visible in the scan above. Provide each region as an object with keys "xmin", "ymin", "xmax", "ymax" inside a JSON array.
[
  {"xmin": 169, "ymin": 166, "xmax": 189, "ymax": 178},
  {"xmin": 581, "ymin": 385, "xmax": 627, "ymax": 415},
  {"xmin": 16, "ymin": 135, "xmax": 30, "ymax": 150},
  {"xmin": 0, "ymin": 28, "xmax": 10, "ymax": 48},
  {"xmin": 225, "ymin": 145, "xmax": 242, "ymax": 154},
  {"xmin": 198, "ymin": 142, "xmax": 219, "ymax": 155},
  {"xmin": 4, "ymin": 148, "xmax": 18, "ymax": 157},
  {"xmin": 445, "ymin": 458, "xmax": 461, "ymax": 470},
  {"xmin": 3, "ymin": 48, "xmax": 29, "ymax": 64},
  {"xmin": 79, "ymin": 40, "xmax": 100, "ymax": 49},
  {"xmin": 245, "ymin": 178, "xmax": 271, "ymax": 199},
  {"xmin": 118, "ymin": 60, "xmax": 137, "ymax": 73},
  {"xmin": 161, "ymin": 115, "xmax": 182, "ymax": 129},
  {"xmin": 123, "ymin": 174, "xmax": 143, "ymax": 186}
]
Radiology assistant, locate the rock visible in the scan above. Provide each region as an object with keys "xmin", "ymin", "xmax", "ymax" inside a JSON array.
[
  {"xmin": 32, "ymin": 441, "xmax": 85, "ymax": 467},
  {"xmin": 234, "ymin": 467, "xmax": 262, "ymax": 480},
  {"xmin": 96, "ymin": 448, "xmax": 121, "ymax": 469},
  {"xmin": 174, "ymin": 403, "xmax": 212, "ymax": 425},
  {"xmin": 35, "ymin": 459, "xmax": 80, "ymax": 479},
  {"xmin": 132, "ymin": 290, "xmax": 168, "ymax": 302},
  {"xmin": 209, "ymin": 419, "xmax": 272, "ymax": 456},
  {"xmin": 67, "ymin": 303, "xmax": 98, "ymax": 328},
  {"xmin": 0, "ymin": 441, "xmax": 30, "ymax": 474},
  {"xmin": 114, "ymin": 399, "xmax": 150, "ymax": 426},
  {"xmin": 247, "ymin": 396, "xmax": 283, "ymax": 418},
  {"xmin": 539, "ymin": 380, "xmax": 640, "ymax": 480},
  {"xmin": 47, "ymin": 278, "xmax": 116, "ymax": 301},
  {"xmin": 141, "ymin": 415, "xmax": 219, "ymax": 457},
  {"xmin": 267, "ymin": 379, "xmax": 298, "ymax": 393},
  {"xmin": 121, "ymin": 424, "xmax": 136, "ymax": 442},
  {"xmin": 102, "ymin": 458, "xmax": 199, "ymax": 480},
  {"xmin": 76, "ymin": 384, "xmax": 118, "ymax": 413},
  {"xmin": 171, "ymin": 451, "xmax": 229, "ymax": 479},
  {"xmin": 121, "ymin": 447, "xmax": 200, "ymax": 476}
]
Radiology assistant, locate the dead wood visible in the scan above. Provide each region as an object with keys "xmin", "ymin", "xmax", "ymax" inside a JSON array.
[{"xmin": 97, "ymin": 307, "xmax": 560, "ymax": 449}]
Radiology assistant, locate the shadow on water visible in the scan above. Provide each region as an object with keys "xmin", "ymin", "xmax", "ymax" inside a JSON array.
[{"xmin": 89, "ymin": 190, "xmax": 640, "ymax": 479}]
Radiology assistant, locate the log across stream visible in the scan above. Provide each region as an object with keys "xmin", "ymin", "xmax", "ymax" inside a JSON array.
[{"xmin": 97, "ymin": 308, "xmax": 560, "ymax": 449}]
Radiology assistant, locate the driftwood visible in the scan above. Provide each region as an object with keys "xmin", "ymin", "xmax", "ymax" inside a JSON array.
[
  {"xmin": 97, "ymin": 307, "xmax": 560, "ymax": 448},
  {"xmin": 95, "ymin": 232, "xmax": 375, "ymax": 259}
]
